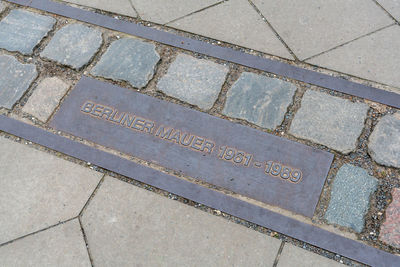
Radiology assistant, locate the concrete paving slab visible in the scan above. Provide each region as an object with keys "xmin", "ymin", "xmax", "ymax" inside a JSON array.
[
  {"xmin": 222, "ymin": 72, "xmax": 296, "ymax": 130},
  {"xmin": 41, "ymin": 23, "xmax": 102, "ymax": 69},
  {"xmin": 325, "ymin": 164, "xmax": 378, "ymax": 233},
  {"xmin": 277, "ymin": 243, "xmax": 343, "ymax": 267},
  {"xmin": 380, "ymin": 188, "xmax": 400, "ymax": 249},
  {"xmin": 307, "ymin": 25, "xmax": 400, "ymax": 89},
  {"xmin": 22, "ymin": 77, "xmax": 70, "ymax": 122},
  {"xmin": 91, "ymin": 37, "xmax": 160, "ymax": 89},
  {"xmin": 0, "ymin": 136, "xmax": 102, "ymax": 244},
  {"xmin": 0, "ymin": 9, "xmax": 56, "ymax": 55},
  {"xmin": 368, "ymin": 112, "xmax": 400, "ymax": 168},
  {"xmin": 65, "ymin": 0, "xmax": 137, "ymax": 17},
  {"xmin": 168, "ymin": 0, "xmax": 293, "ymax": 59},
  {"xmin": 378, "ymin": 0, "xmax": 400, "ymax": 21},
  {"xmin": 82, "ymin": 177, "xmax": 281, "ymax": 266},
  {"xmin": 157, "ymin": 54, "xmax": 228, "ymax": 110},
  {"xmin": 0, "ymin": 219, "xmax": 91, "ymax": 267},
  {"xmin": 289, "ymin": 90, "xmax": 369, "ymax": 154},
  {"xmin": 130, "ymin": 0, "xmax": 220, "ymax": 24},
  {"xmin": 253, "ymin": 0, "xmax": 393, "ymax": 60},
  {"xmin": 0, "ymin": 54, "xmax": 37, "ymax": 109}
]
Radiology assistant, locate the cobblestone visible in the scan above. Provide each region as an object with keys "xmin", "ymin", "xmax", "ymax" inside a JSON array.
[
  {"xmin": 380, "ymin": 188, "xmax": 400, "ymax": 249},
  {"xmin": 157, "ymin": 54, "xmax": 228, "ymax": 110},
  {"xmin": 22, "ymin": 77, "xmax": 70, "ymax": 122},
  {"xmin": 368, "ymin": 112, "xmax": 400, "ymax": 168},
  {"xmin": 91, "ymin": 38, "xmax": 160, "ymax": 89},
  {"xmin": 289, "ymin": 90, "xmax": 369, "ymax": 153},
  {"xmin": 222, "ymin": 72, "xmax": 296, "ymax": 129},
  {"xmin": 41, "ymin": 23, "xmax": 102, "ymax": 69},
  {"xmin": 0, "ymin": 9, "xmax": 55, "ymax": 55},
  {"xmin": 0, "ymin": 55, "xmax": 37, "ymax": 109},
  {"xmin": 325, "ymin": 164, "xmax": 378, "ymax": 233}
]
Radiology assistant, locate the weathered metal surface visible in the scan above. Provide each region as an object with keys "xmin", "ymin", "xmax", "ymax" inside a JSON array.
[
  {"xmin": 6, "ymin": 0, "xmax": 400, "ymax": 109},
  {"xmin": 0, "ymin": 115, "xmax": 399, "ymax": 266},
  {"xmin": 50, "ymin": 76, "xmax": 333, "ymax": 218}
]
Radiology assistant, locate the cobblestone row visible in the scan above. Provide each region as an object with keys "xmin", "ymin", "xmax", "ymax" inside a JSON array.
[{"xmin": 0, "ymin": 3, "xmax": 399, "ymax": 261}]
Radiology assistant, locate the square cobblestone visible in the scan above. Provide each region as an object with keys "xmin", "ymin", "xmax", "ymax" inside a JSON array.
[
  {"xmin": 0, "ymin": 55, "xmax": 37, "ymax": 109},
  {"xmin": 41, "ymin": 23, "xmax": 102, "ymax": 70},
  {"xmin": 157, "ymin": 54, "xmax": 228, "ymax": 110},
  {"xmin": 289, "ymin": 90, "xmax": 369, "ymax": 154},
  {"xmin": 222, "ymin": 72, "xmax": 296, "ymax": 130},
  {"xmin": 0, "ymin": 9, "xmax": 55, "ymax": 55},
  {"xmin": 91, "ymin": 38, "xmax": 160, "ymax": 89},
  {"xmin": 22, "ymin": 77, "xmax": 70, "ymax": 122},
  {"xmin": 380, "ymin": 188, "xmax": 400, "ymax": 249},
  {"xmin": 325, "ymin": 164, "xmax": 378, "ymax": 233},
  {"xmin": 368, "ymin": 112, "xmax": 400, "ymax": 168}
]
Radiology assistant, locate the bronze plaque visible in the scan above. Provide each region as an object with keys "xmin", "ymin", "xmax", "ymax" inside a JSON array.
[{"xmin": 50, "ymin": 76, "xmax": 333, "ymax": 217}]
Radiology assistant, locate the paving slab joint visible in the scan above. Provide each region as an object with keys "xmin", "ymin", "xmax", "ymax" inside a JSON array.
[
  {"xmin": 164, "ymin": 0, "xmax": 227, "ymax": 25},
  {"xmin": 303, "ymin": 23, "xmax": 397, "ymax": 62},
  {"xmin": 0, "ymin": 217, "xmax": 77, "ymax": 248},
  {"xmin": 127, "ymin": 0, "xmax": 140, "ymax": 20},
  {"xmin": 272, "ymin": 241, "xmax": 285, "ymax": 267},
  {"xmin": 372, "ymin": 0, "xmax": 400, "ymax": 24},
  {"xmin": 78, "ymin": 216, "xmax": 95, "ymax": 267},
  {"xmin": 78, "ymin": 174, "xmax": 106, "ymax": 217},
  {"xmin": 247, "ymin": 0, "xmax": 298, "ymax": 61}
]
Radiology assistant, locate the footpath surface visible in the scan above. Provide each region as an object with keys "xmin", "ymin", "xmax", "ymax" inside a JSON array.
[{"xmin": 0, "ymin": 0, "xmax": 399, "ymax": 266}]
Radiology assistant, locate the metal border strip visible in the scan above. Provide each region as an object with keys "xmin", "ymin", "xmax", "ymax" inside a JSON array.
[
  {"xmin": 1, "ymin": 115, "xmax": 399, "ymax": 266},
  {"xmin": 5, "ymin": 0, "xmax": 400, "ymax": 109}
]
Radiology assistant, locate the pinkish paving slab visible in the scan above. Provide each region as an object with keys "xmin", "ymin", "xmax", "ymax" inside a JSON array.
[{"xmin": 380, "ymin": 188, "xmax": 400, "ymax": 248}]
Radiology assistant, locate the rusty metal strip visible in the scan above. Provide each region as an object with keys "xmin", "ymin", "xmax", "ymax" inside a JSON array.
[
  {"xmin": 5, "ymin": 0, "xmax": 400, "ymax": 109},
  {"xmin": 0, "ymin": 114, "xmax": 399, "ymax": 266}
]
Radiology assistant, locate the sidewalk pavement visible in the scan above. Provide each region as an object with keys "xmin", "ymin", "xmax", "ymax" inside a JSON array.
[
  {"xmin": 65, "ymin": 0, "xmax": 400, "ymax": 91},
  {"xmin": 0, "ymin": 1, "xmax": 399, "ymax": 266}
]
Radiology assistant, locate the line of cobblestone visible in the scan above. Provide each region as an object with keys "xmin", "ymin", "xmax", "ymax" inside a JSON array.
[{"xmin": 0, "ymin": 2, "xmax": 399, "ymax": 264}]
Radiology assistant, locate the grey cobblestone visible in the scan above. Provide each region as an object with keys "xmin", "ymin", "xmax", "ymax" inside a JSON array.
[
  {"xmin": 289, "ymin": 90, "xmax": 369, "ymax": 153},
  {"xmin": 157, "ymin": 54, "xmax": 228, "ymax": 110},
  {"xmin": 0, "ymin": 9, "xmax": 55, "ymax": 55},
  {"xmin": 222, "ymin": 72, "xmax": 296, "ymax": 129},
  {"xmin": 22, "ymin": 77, "xmax": 70, "ymax": 122},
  {"xmin": 91, "ymin": 38, "xmax": 160, "ymax": 89},
  {"xmin": 41, "ymin": 23, "xmax": 102, "ymax": 69},
  {"xmin": 325, "ymin": 164, "xmax": 378, "ymax": 233},
  {"xmin": 368, "ymin": 112, "xmax": 400, "ymax": 168},
  {"xmin": 0, "ymin": 55, "xmax": 37, "ymax": 109}
]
